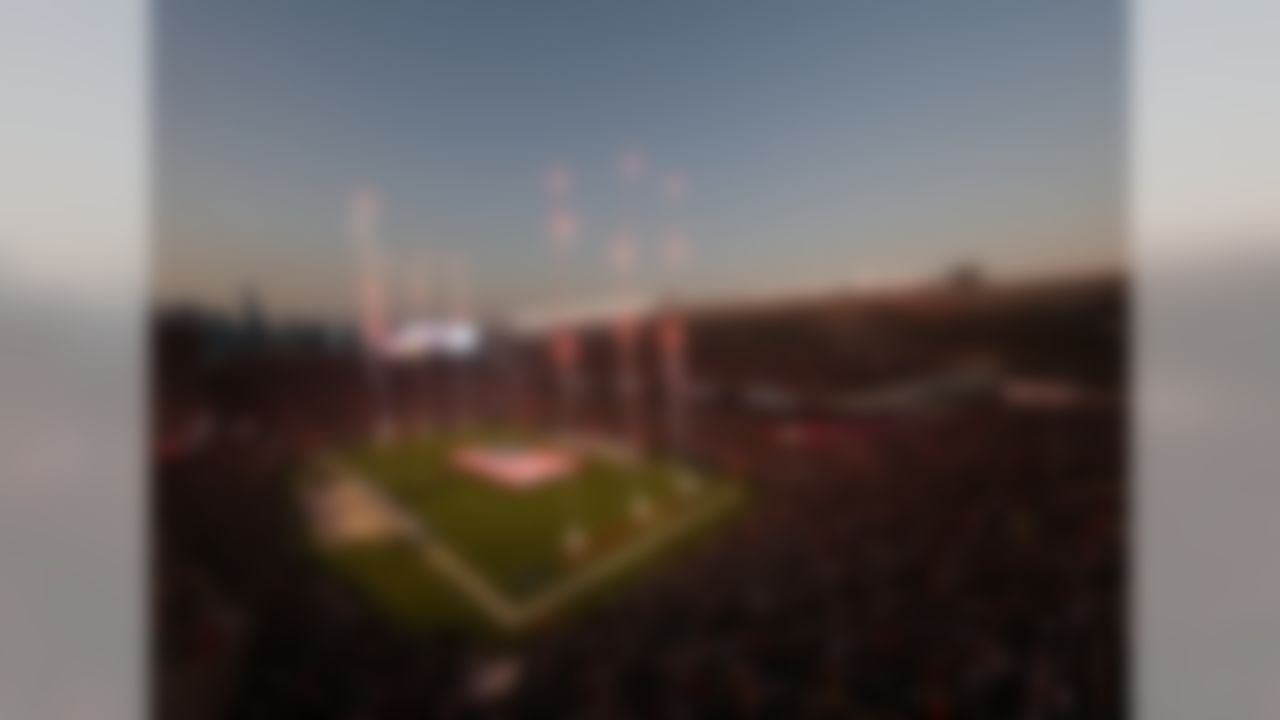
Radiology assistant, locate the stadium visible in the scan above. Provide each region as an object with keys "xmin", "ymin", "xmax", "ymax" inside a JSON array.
[
  {"xmin": 154, "ymin": 269, "xmax": 1125, "ymax": 717},
  {"xmin": 301, "ymin": 430, "xmax": 744, "ymax": 634},
  {"xmin": 153, "ymin": 3, "xmax": 1126, "ymax": 717}
]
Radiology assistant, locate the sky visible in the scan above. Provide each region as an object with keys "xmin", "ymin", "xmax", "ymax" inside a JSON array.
[{"xmin": 156, "ymin": 0, "xmax": 1123, "ymax": 323}]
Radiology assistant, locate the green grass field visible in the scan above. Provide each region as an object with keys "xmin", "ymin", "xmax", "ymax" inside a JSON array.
[{"xmin": 299, "ymin": 431, "xmax": 743, "ymax": 636}]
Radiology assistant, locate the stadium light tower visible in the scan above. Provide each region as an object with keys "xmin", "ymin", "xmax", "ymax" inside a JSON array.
[
  {"xmin": 609, "ymin": 232, "xmax": 641, "ymax": 428},
  {"xmin": 610, "ymin": 230, "xmax": 652, "ymax": 523},
  {"xmin": 408, "ymin": 247, "xmax": 432, "ymax": 317},
  {"xmin": 660, "ymin": 226, "xmax": 699, "ymax": 497},
  {"xmin": 547, "ymin": 205, "xmax": 582, "ymax": 435},
  {"xmin": 545, "ymin": 163, "xmax": 588, "ymax": 557},
  {"xmin": 350, "ymin": 187, "xmax": 395, "ymax": 443},
  {"xmin": 614, "ymin": 148, "xmax": 655, "ymax": 523},
  {"xmin": 407, "ymin": 247, "xmax": 433, "ymax": 434},
  {"xmin": 446, "ymin": 252, "xmax": 473, "ymax": 431},
  {"xmin": 657, "ymin": 307, "xmax": 693, "ymax": 488}
]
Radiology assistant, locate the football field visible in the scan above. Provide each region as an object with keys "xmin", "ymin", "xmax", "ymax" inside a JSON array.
[{"xmin": 300, "ymin": 432, "xmax": 744, "ymax": 635}]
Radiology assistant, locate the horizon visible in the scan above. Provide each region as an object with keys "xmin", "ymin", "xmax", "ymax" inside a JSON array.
[
  {"xmin": 156, "ymin": 1, "xmax": 1122, "ymax": 323},
  {"xmin": 156, "ymin": 262, "xmax": 1125, "ymax": 334}
]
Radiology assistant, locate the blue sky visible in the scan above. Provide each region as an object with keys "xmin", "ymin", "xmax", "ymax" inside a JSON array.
[{"xmin": 157, "ymin": 0, "xmax": 1122, "ymax": 321}]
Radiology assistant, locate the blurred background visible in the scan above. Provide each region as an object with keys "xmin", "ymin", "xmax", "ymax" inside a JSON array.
[
  {"xmin": 5, "ymin": 1, "xmax": 1278, "ymax": 719},
  {"xmin": 151, "ymin": 3, "xmax": 1125, "ymax": 719}
]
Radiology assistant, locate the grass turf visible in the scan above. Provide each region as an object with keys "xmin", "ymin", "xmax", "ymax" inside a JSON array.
[{"xmin": 301, "ymin": 431, "xmax": 742, "ymax": 636}]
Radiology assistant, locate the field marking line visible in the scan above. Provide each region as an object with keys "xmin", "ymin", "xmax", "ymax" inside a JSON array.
[
  {"xmin": 329, "ymin": 462, "xmax": 740, "ymax": 632},
  {"xmin": 513, "ymin": 485, "xmax": 740, "ymax": 626},
  {"xmin": 420, "ymin": 542, "xmax": 522, "ymax": 630},
  {"xmin": 412, "ymin": 485, "xmax": 738, "ymax": 631}
]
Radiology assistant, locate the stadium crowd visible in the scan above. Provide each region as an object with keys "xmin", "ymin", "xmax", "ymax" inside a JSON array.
[{"xmin": 154, "ymin": 277, "xmax": 1124, "ymax": 719}]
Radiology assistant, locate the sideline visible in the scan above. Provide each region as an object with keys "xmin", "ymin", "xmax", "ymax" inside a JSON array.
[{"xmin": 324, "ymin": 461, "xmax": 739, "ymax": 632}]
